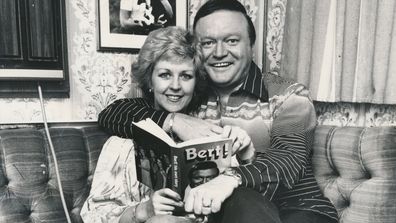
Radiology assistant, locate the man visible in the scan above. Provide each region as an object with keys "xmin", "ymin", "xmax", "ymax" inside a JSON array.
[
  {"xmin": 188, "ymin": 161, "xmax": 219, "ymax": 188},
  {"xmin": 98, "ymin": 0, "xmax": 338, "ymax": 222}
]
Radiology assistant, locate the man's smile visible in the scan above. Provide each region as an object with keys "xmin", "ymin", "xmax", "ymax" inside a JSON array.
[{"xmin": 211, "ymin": 62, "xmax": 233, "ymax": 68}]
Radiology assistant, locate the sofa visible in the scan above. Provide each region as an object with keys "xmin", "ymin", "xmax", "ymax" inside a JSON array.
[
  {"xmin": 312, "ymin": 126, "xmax": 396, "ymax": 223},
  {"xmin": 0, "ymin": 126, "xmax": 109, "ymax": 223},
  {"xmin": 0, "ymin": 125, "xmax": 395, "ymax": 223}
]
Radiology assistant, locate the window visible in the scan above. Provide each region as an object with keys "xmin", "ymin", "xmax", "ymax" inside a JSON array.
[{"xmin": 0, "ymin": 0, "xmax": 68, "ymax": 97}]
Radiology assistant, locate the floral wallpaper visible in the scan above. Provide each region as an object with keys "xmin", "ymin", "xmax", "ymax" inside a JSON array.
[
  {"xmin": 266, "ymin": 0, "xmax": 286, "ymax": 72},
  {"xmin": 0, "ymin": 0, "xmax": 395, "ymax": 127}
]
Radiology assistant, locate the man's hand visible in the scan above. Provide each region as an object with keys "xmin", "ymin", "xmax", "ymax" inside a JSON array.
[
  {"xmin": 221, "ymin": 125, "xmax": 256, "ymax": 163},
  {"xmin": 184, "ymin": 174, "xmax": 239, "ymax": 215},
  {"xmin": 164, "ymin": 113, "xmax": 223, "ymax": 141}
]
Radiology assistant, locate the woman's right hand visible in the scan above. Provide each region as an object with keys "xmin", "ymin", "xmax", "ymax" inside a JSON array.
[
  {"xmin": 151, "ymin": 188, "xmax": 184, "ymax": 215},
  {"xmin": 166, "ymin": 113, "xmax": 223, "ymax": 141}
]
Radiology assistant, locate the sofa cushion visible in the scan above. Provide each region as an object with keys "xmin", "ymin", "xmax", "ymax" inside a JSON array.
[
  {"xmin": 0, "ymin": 126, "xmax": 109, "ymax": 223},
  {"xmin": 313, "ymin": 126, "xmax": 396, "ymax": 223}
]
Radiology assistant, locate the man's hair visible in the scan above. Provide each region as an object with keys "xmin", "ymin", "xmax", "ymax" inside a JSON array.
[
  {"xmin": 132, "ymin": 26, "xmax": 207, "ymax": 112},
  {"xmin": 192, "ymin": 0, "xmax": 256, "ymax": 46},
  {"xmin": 188, "ymin": 161, "xmax": 219, "ymax": 181}
]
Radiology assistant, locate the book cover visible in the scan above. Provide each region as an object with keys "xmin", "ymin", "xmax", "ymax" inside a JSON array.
[{"xmin": 132, "ymin": 118, "xmax": 232, "ymax": 198}]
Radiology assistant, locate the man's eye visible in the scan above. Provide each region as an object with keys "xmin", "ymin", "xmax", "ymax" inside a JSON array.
[
  {"xmin": 201, "ymin": 40, "xmax": 214, "ymax": 47},
  {"xmin": 227, "ymin": 38, "xmax": 239, "ymax": 45}
]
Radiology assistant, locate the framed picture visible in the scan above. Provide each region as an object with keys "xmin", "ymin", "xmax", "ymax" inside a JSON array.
[{"xmin": 97, "ymin": 0, "xmax": 187, "ymax": 52}]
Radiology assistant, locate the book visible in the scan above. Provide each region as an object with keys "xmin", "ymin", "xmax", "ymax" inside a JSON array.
[{"xmin": 132, "ymin": 118, "xmax": 232, "ymax": 198}]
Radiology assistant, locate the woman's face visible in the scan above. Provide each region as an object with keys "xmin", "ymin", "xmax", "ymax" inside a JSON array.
[{"xmin": 151, "ymin": 58, "xmax": 196, "ymax": 113}]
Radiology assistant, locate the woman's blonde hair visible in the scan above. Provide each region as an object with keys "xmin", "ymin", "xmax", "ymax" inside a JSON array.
[{"xmin": 132, "ymin": 26, "xmax": 207, "ymax": 112}]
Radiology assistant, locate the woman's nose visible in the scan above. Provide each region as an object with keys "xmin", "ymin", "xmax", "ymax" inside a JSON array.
[{"xmin": 170, "ymin": 77, "xmax": 181, "ymax": 90}]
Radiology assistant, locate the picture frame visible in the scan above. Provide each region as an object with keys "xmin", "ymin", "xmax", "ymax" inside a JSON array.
[{"xmin": 97, "ymin": 0, "xmax": 187, "ymax": 52}]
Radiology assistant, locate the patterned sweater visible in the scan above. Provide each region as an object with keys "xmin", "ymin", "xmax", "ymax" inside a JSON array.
[{"xmin": 97, "ymin": 62, "xmax": 338, "ymax": 221}]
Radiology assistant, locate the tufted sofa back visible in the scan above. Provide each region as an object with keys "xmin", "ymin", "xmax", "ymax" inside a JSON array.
[
  {"xmin": 0, "ymin": 126, "xmax": 109, "ymax": 223},
  {"xmin": 1, "ymin": 125, "xmax": 396, "ymax": 223},
  {"xmin": 313, "ymin": 126, "xmax": 396, "ymax": 223}
]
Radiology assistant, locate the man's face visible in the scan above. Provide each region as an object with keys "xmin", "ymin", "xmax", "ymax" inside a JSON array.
[
  {"xmin": 195, "ymin": 10, "xmax": 253, "ymax": 90},
  {"xmin": 190, "ymin": 168, "xmax": 218, "ymax": 188}
]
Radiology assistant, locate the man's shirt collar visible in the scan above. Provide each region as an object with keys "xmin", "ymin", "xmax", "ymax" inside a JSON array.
[{"xmin": 240, "ymin": 62, "xmax": 269, "ymax": 101}]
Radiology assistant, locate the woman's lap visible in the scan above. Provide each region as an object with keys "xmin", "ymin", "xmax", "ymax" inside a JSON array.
[{"xmin": 146, "ymin": 215, "xmax": 194, "ymax": 223}]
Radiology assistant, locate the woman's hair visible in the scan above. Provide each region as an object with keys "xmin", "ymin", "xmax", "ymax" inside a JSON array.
[{"xmin": 132, "ymin": 26, "xmax": 207, "ymax": 112}]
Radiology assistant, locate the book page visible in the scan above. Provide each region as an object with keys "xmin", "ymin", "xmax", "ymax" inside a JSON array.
[
  {"xmin": 176, "ymin": 135, "xmax": 230, "ymax": 148},
  {"xmin": 133, "ymin": 118, "xmax": 231, "ymax": 149},
  {"xmin": 132, "ymin": 118, "xmax": 176, "ymax": 147}
]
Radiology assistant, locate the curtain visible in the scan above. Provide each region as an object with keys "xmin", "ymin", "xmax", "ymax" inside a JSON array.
[{"xmin": 280, "ymin": 0, "xmax": 396, "ymax": 104}]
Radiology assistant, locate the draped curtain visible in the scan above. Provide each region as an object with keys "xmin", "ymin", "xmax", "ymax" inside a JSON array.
[{"xmin": 280, "ymin": 0, "xmax": 396, "ymax": 104}]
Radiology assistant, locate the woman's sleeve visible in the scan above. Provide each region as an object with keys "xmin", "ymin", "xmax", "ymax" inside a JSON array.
[
  {"xmin": 80, "ymin": 136, "xmax": 153, "ymax": 223},
  {"xmin": 98, "ymin": 98, "xmax": 169, "ymax": 138}
]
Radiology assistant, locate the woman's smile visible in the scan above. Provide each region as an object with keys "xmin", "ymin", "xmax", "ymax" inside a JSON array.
[{"xmin": 152, "ymin": 59, "xmax": 196, "ymax": 113}]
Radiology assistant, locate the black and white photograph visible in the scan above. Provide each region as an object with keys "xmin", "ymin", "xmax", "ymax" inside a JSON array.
[
  {"xmin": 97, "ymin": 0, "xmax": 187, "ymax": 51},
  {"xmin": 1, "ymin": 0, "xmax": 396, "ymax": 222}
]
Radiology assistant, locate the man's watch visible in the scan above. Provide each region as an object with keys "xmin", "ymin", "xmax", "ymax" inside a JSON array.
[{"xmin": 222, "ymin": 167, "xmax": 242, "ymax": 186}]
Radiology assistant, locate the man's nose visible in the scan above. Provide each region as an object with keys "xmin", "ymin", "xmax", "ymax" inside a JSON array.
[
  {"xmin": 213, "ymin": 42, "xmax": 227, "ymax": 58},
  {"xmin": 203, "ymin": 177, "xmax": 210, "ymax": 184}
]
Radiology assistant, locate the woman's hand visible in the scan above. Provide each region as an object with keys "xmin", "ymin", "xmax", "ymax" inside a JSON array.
[
  {"xmin": 151, "ymin": 188, "xmax": 184, "ymax": 215},
  {"xmin": 221, "ymin": 125, "xmax": 256, "ymax": 163},
  {"xmin": 165, "ymin": 113, "xmax": 223, "ymax": 141}
]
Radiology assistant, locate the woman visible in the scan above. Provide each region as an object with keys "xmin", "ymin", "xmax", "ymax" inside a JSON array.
[{"xmin": 81, "ymin": 26, "xmax": 254, "ymax": 223}]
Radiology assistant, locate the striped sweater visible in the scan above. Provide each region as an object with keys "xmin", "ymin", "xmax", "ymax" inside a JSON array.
[{"xmin": 97, "ymin": 62, "xmax": 338, "ymax": 221}]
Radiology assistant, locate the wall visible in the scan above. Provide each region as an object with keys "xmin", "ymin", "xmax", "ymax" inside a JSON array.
[
  {"xmin": 0, "ymin": 0, "xmax": 140, "ymax": 124},
  {"xmin": 266, "ymin": 0, "xmax": 396, "ymax": 127},
  {"xmin": 1, "ymin": 0, "xmax": 395, "ymax": 127}
]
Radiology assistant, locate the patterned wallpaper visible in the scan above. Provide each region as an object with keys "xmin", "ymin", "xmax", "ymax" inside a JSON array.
[
  {"xmin": 0, "ymin": 0, "xmax": 395, "ymax": 127},
  {"xmin": 0, "ymin": 0, "xmax": 139, "ymax": 123}
]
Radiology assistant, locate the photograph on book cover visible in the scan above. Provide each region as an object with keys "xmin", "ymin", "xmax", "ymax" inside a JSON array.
[
  {"xmin": 97, "ymin": 0, "xmax": 187, "ymax": 52},
  {"xmin": 134, "ymin": 140, "xmax": 232, "ymax": 198}
]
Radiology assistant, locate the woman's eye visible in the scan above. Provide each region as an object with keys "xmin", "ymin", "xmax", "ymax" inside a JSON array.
[
  {"xmin": 158, "ymin": 73, "xmax": 171, "ymax": 79},
  {"xmin": 180, "ymin": 73, "xmax": 194, "ymax": 81}
]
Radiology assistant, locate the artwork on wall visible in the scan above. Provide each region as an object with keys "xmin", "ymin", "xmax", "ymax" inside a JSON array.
[{"xmin": 97, "ymin": 0, "xmax": 187, "ymax": 52}]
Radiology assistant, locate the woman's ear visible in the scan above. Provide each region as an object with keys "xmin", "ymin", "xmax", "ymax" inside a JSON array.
[{"xmin": 147, "ymin": 79, "xmax": 153, "ymax": 92}]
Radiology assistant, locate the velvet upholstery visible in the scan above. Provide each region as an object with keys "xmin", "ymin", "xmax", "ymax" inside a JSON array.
[
  {"xmin": 313, "ymin": 126, "xmax": 396, "ymax": 223},
  {"xmin": 1, "ymin": 125, "xmax": 395, "ymax": 223},
  {"xmin": 0, "ymin": 127, "xmax": 109, "ymax": 223}
]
